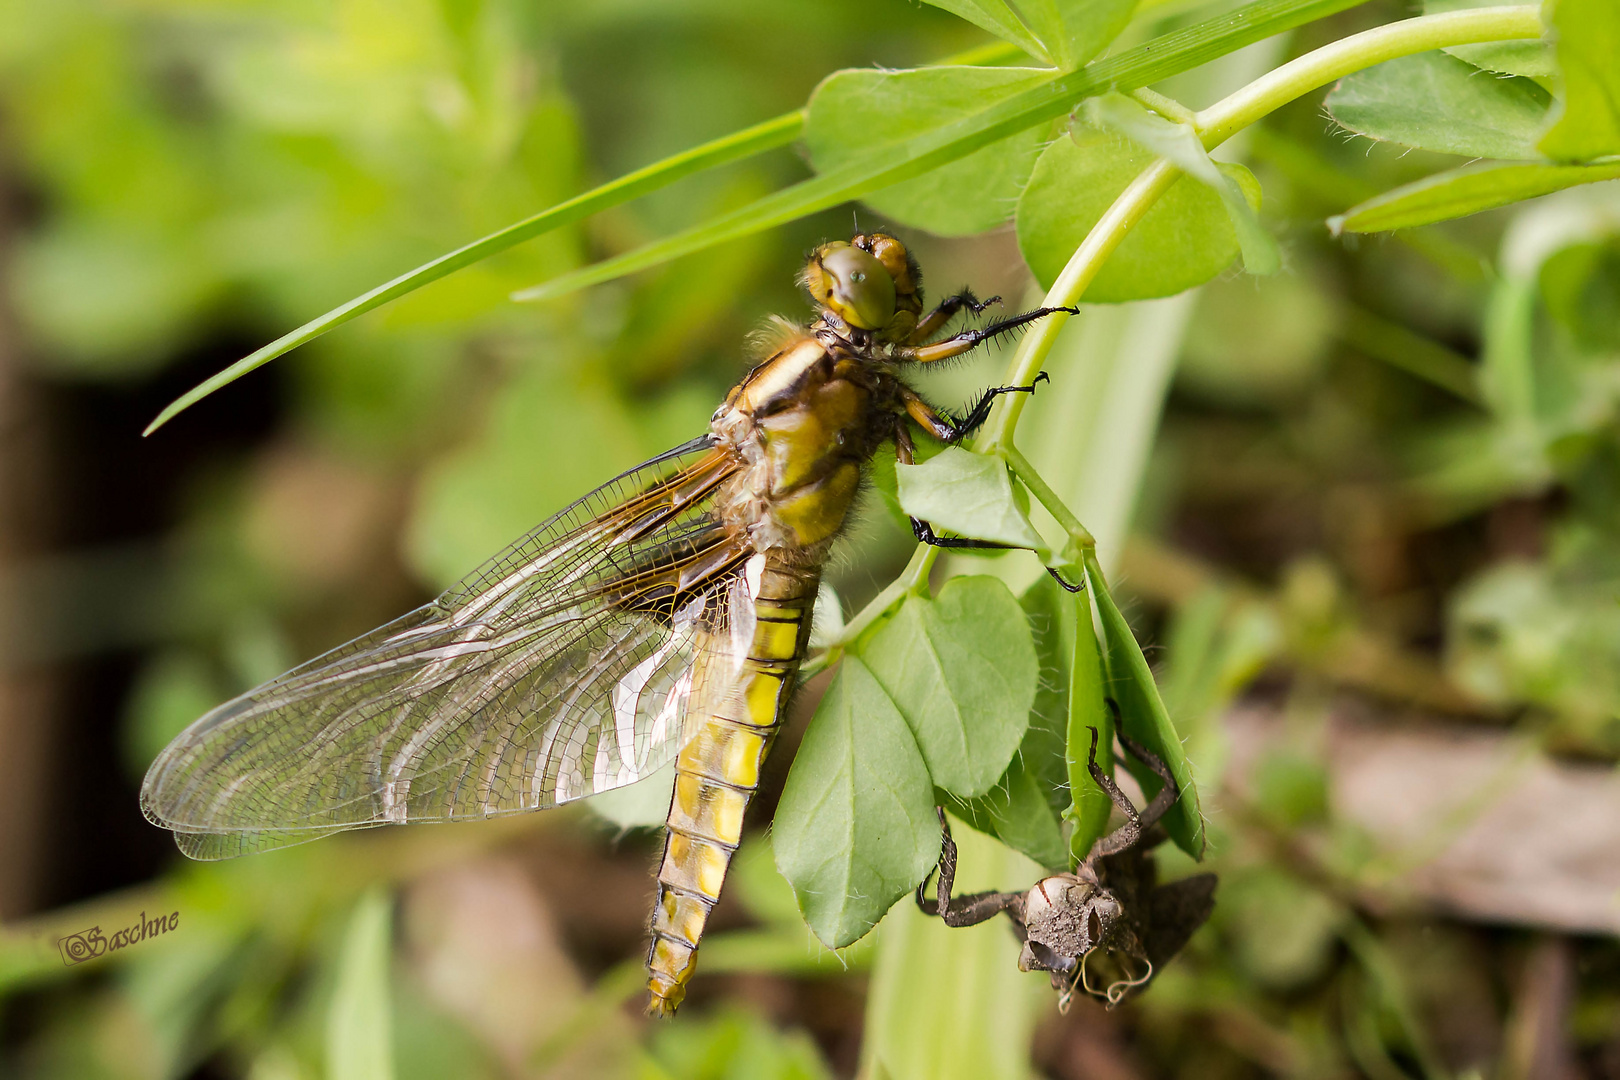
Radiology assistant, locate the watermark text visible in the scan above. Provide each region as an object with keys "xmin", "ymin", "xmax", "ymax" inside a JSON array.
[{"xmin": 58, "ymin": 910, "xmax": 180, "ymax": 965}]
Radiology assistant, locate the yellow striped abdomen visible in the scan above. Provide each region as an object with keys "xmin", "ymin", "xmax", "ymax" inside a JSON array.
[{"xmin": 646, "ymin": 559, "xmax": 817, "ymax": 1017}]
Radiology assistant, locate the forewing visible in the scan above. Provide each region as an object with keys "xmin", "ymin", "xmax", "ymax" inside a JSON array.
[{"xmin": 141, "ymin": 437, "xmax": 752, "ymax": 859}]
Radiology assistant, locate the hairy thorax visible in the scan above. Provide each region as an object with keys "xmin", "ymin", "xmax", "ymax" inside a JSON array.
[{"xmin": 710, "ymin": 324, "xmax": 898, "ymax": 559}]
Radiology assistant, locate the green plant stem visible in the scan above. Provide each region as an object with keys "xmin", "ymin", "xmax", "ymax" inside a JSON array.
[
  {"xmin": 978, "ymin": 159, "xmax": 1182, "ymax": 447},
  {"xmin": 999, "ymin": 444, "xmax": 1094, "ymax": 550},
  {"xmin": 1193, "ymin": 5, "xmax": 1540, "ymax": 148},
  {"xmin": 978, "ymin": 3, "xmax": 1541, "ymax": 449}
]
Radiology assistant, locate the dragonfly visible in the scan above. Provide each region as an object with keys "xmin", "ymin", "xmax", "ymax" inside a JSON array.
[{"xmin": 140, "ymin": 231, "xmax": 1076, "ymax": 1017}]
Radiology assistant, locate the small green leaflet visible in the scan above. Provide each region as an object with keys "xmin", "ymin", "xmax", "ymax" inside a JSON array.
[
  {"xmin": 1330, "ymin": 160, "xmax": 1620, "ymax": 234},
  {"xmin": 1084, "ymin": 552, "xmax": 1206, "ymax": 859},
  {"xmin": 1538, "ymin": 0, "xmax": 1620, "ymax": 161},
  {"xmin": 918, "ymin": 0, "xmax": 1136, "ymax": 70},
  {"xmin": 1017, "ymin": 126, "xmax": 1260, "ymax": 302},
  {"xmin": 774, "ymin": 657, "xmax": 938, "ymax": 949},
  {"xmin": 939, "ymin": 767, "xmax": 1067, "ymax": 873},
  {"xmin": 1085, "ymin": 93, "xmax": 1280, "ymax": 276},
  {"xmin": 863, "ymin": 576, "xmax": 1037, "ymax": 798},
  {"xmin": 895, "ymin": 447, "xmax": 1045, "ymax": 551},
  {"xmin": 1325, "ymin": 51, "xmax": 1553, "ymax": 161},
  {"xmin": 1064, "ymin": 571, "xmax": 1116, "ymax": 867},
  {"xmin": 940, "ymin": 574, "xmax": 1079, "ymax": 871},
  {"xmin": 805, "ymin": 66, "xmax": 1055, "ymax": 237},
  {"xmin": 1424, "ymin": 0, "xmax": 1556, "ymax": 81},
  {"xmin": 776, "ymin": 575, "xmax": 1040, "ymax": 946},
  {"xmin": 1015, "ymin": 0, "xmax": 1139, "ymax": 71},
  {"xmin": 919, "ymin": 0, "xmax": 1053, "ymax": 63}
]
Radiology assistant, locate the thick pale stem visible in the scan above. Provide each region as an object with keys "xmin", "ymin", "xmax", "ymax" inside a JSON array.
[{"xmin": 978, "ymin": 4, "xmax": 1543, "ymax": 449}]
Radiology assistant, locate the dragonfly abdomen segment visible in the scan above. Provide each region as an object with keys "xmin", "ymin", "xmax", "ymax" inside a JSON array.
[{"xmin": 646, "ymin": 561, "xmax": 818, "ymax": 1017}]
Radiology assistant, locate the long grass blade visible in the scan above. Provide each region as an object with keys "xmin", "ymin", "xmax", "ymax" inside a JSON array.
[
  {"xmin": 515, "ymin": 0, "xmax": 1368, "ymax": 303},
  {"xmin": 144, "ymin": 110, "xmax": 804, "ymax": 434}
]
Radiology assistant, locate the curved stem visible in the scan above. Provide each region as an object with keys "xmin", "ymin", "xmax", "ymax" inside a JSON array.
[
  {"xmin": 1194, "ymin": 5, "xmax": 1540, "ymax": 148},
  {"xmin": 978, "ymin": 4, "xmax": 1542, "ymax": 450}
]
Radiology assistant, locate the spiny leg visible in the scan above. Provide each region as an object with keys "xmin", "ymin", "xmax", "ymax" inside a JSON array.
[
  {"xmin": 899, "ymin": 375, "xmax": 1049, "ymax": 446},
  {"xmin": 1116, "ymin": 730, "xmax": 1179, "ymax": 833},
  {"xmin": 1085, "ymin": 724, "xmax": 1149, "ymax": 859},
  {"xmin": 893, "ymin": 379, "xmax": 1084, "ymax": 594},
  {"xmin": 893, "ymin": 306, "xmax": 1080, "ymax": 364},
  {"xmin": 915, "ymin": 807, "xmax": 1024, "ymax": 927},
  {"xmin": 909, "ymin": 289, "xmax": 1002, "ymax": 343}
]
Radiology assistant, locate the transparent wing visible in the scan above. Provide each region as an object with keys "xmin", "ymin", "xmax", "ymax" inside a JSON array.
[{"xmin": 141, "ymin": 436, "xmax": 753, "ymax": 859}]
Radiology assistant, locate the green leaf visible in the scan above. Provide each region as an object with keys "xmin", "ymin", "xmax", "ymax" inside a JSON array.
[
  {"xmin": 327, "ymin": 888, "xmax": 395, "ymax": 1080},
  {"xmin": 1065, "ymin": 575, "xmax": 1116, "ymax": 866},
  {"xmin": 1018, "ymin": 573, "xmax": 1080, "ymax": 819},
  {"xmin": 1326, "ymin": 50, "xmax": 1553, "ymax": 161},
  {"xmin": 1330, "ymin": 160, "xmax": 1620, "ymax": 233},
  {"xmin": 1084, "ymin": 551, "xmax": 1206, "ymax": 859},
  {"xmin": 143, "ymin": 110, "xmax": 803, "ymax": 434},
  {"xmin": 1017, "ymin": 0, "xmax": 1140, "ymax": 70},
  {"xmin": 1539, "ymin": 0, "xmax": 1620, "ymax": 161},
  {"xmin": 1017, "ymin": 126, "xmax": 1258, "ymax": 302},
  {"xmin": 862, "ymin": 576, "xmax": 1038, "ymax": 798},
  {"xmin": 513, "ymin": 0, "xmax": 1371, "ymax": 304},
  {"xmin": 805, "ymin": 66, "xmax": 1054, "ymax": 236},
  {"xmin": 1085, "ymin": 93, "xmax": 1280, "ymax": 275},
  {"xmin": 941, "ymin": 574, "xmax": 1083, "ymax": 869},
  {"xmin": 919, "ymin": 0, "xmax": 1052, "ymax": 62},
  {"xmin": 774, "ymin": 657, "xmax": 939, "ymax": 949},
  {"xmin": 895, "ymin": 447, "xmax": 1045, "ymax": 550},
  {"xmin": 939, "ymin": 764, "xmax": 1067, "ymax": 871},
  {"xmin": 1424, "ymin": 0, "xmax": 1556, "ymax": 80}
]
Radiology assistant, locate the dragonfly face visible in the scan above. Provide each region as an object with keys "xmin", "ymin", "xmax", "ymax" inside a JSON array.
[{"xmin": 140, "ymin": 231, "xmax": 1073, "ymax": 1017}]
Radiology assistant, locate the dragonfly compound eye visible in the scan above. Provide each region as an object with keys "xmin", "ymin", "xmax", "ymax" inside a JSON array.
[{"xmin": 812, "ymin": 244, "xmax": 896, "ymax": 330}]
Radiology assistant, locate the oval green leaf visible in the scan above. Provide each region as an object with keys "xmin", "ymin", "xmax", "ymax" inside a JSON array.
[
  {"xmin": 862, "ymin": 576, "xmax": 1037, "ymax": 798},
  {"xmin": 895, "ymin": 446, "xmax": 1045, "ymax": 551},
  {"xmin": 1084, "ymin": 552, "xmax": 1206, "ymax": 860},
  {"xmin": 1016, "ymin": 127, "xmax": 1259, "ymax": 302},
  {"xmin": 1326, "ymin": 50, "xmax": 1553, "ymax": 161},
  {"xmin": 774, "ymin": 657, "xmax": 939, "ymax": 949},
  {"xmin": 1330, "ymin": 160, "xmax": 1620, "ymax": 234},
  {"xmin": 805, "ymin": 66, "xmax": 1054, "ymax": 236}
]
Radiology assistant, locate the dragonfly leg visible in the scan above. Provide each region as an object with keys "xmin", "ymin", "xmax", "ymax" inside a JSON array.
[
  {"xmin": 892, "ymin": 306, "xmax": 1080, "ymax": 364},
  {"xmin": 900, "ymin": 374, "xmax": 1050, "ymax": 445},
  {"xmin": 916, "ymin": 807, "xmax": 1025, "ymax": 927},
  {"xmin": 909, "ymin": 289, "xmax": 1002, "ymax": 342}
]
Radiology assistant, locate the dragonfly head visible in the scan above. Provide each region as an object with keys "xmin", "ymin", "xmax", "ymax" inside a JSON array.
[{"xmin": 804, "ymin": 232, "xmax": 923, "ymax": 339}]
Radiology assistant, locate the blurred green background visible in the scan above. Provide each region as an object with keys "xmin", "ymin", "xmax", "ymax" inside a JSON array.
[{"xmin": 4, "ymin": 0, "xmax": 1620, "ymax": 1077}]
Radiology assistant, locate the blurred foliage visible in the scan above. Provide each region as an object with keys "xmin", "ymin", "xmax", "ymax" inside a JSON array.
[{"xmin": 6, "ymin": 0, "xmax": 1620, "ymax": 1077}]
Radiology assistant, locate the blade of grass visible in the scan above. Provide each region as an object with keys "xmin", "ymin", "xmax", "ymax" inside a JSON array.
[
  {"xmin": 143, "ymin": 110, "xmax": 804, "ymax": 434},
  {"xmin": 513, "ymin": 0, "xmax": 1373, "ymax": 303}
]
